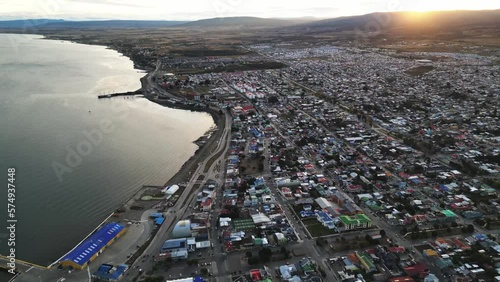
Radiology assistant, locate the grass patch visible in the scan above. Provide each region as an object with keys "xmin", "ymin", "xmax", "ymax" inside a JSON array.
[
  {"xmin": 169, "ymin": 48, "xmax": 252, "ymax": 57},
  {"xmin": 166, "ymin": 61, "xmax": 287, "ymax": 75},
  {"xmin": 239, "ymin": 157, "xmax": 264, "ymax": 175},
  {"xmin": 303, "ymin": 218, "xmax": 337, "ymax": 237},
  {"xmin": 405, "ymin": 65, "xmax": 435, "ymax": 76}
]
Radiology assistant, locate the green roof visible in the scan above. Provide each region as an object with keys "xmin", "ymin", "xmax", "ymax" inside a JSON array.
[
  {"xmin": 441, "ymin": 210, "xmax": 457, "ymax": 217},
  {"xmin": 339, "ymin": 214, "xmax": 372, "ymax": 225},
  {"xmin": 356, "ymin": 251, "xmax": 375, "ymax": 270},
  {"xmin": 232, "ymin": 219, "xmax": 256, "ymax": 230}
]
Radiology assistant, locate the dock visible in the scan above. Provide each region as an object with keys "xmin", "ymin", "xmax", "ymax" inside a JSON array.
[{"xmin": 97, "ymin": 89, "xmax": 143, "ymax": 99}]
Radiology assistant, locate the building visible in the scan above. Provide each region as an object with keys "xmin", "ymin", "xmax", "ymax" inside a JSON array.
[
  {"xmin": 162, "ymin": 185, "xmax": 180, "ymax": 195},
  {"xmin": 166, "ymin": 277, "xmax": 204, "ymax": 282},
  {"xmin": 172, "ymin": 220, "xmax": 192, "ymax": 238},
  {"xmin": 160, "ymin": 238, "xmax": 188, "ymax": 260},
  {"xmin": 92, "ymin": 264, "xmax": 129, "ymax": 281},
  {"xmin": 315, "ymin": 210, "xmax": 336, "ymax": 229},
  {"xmin": 60, "ymin": 222, "xmax": 126, "ymax": 269},
  {"xmin": 339, "ymin": 214, "xmax": 372, "ymax": 230},
  {"xmin": 356, "ymin": 251, "xmax": 376, "ymax": 273}
]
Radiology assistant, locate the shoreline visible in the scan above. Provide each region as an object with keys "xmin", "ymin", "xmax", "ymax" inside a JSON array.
[
  {"xmin": 0, "ymin": 33, "xmax": 224, "ymax": 270},
  {"xmin": 150, "ymin": 98, "xmax": 225, "ymax": 187},
  {"xmin": 35, "ymin": 31, "xmax": 224, "ymax": 189}
]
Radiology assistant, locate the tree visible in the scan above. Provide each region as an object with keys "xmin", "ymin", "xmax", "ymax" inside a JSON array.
[
  {"xmin": 164, "ymin": 257, "xmax": 173, "ymax": 265},
  {"xmin": 248, "ymin": 257, "xmax": 259, "ymax": 265},
  {"xmin": 258, "ymin": 248, "xmax": 272, "ymax": 263},
  {"xmin": 380, "ymin": 229, "xmax": 386, "ymax": 237},
  {"xmin": 280, "ymin": 246, "xmax": 288, "ymax": 254},
  {"xmin": 144, "ymin": 276, "xmax": 164, "ymax": 282},
  {"xmin": 400, "ymin": 227, "xmax": 408, "ymax": 235}
]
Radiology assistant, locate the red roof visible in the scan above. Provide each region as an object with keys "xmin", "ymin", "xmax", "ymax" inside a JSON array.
[
  {"xmin": 242, "ymin": 105, "xmax": 255, "ymax": 111},
  {"xmin": 399, "ymin": 172, "xmax": 411, "ymax": 179},
  {"xmin": 451, "ymin": 238, "xmax": 471, "ymax": 250},
  {"xmin": 404, "ymin": 263, "xmax": 429, "ymax": 276},
  {"xmin": 250, "ymin": 269, "xmax": 262, "ymax": 281},
  {"xmin": 202, "ymin": 198, "xmax": 212, "ymax": 206},
  {"xmin": 388, "ymin": 246, "xmax": 406, "ymax": 253}
]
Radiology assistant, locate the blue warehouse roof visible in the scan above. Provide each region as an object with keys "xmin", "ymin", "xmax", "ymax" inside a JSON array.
[
  {"xmin": 162, "ymin": 238, "xmax": 187, "ymax": 251},
  {"xmin": 61, "ymin": 222, "xmax": 125, "ymax": 267},
  {"xmin": 155, "ymin": 217, "xmax": 165, "ymax": 225},
  {"xmin": 93, "ymin": 264, "xmax": 129, "ymax": 281}
]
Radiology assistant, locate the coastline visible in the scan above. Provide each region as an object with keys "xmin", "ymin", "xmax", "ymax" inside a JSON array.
[
  {"xmin": 36, "ymin": 32, "xmax": 224, "ymax": 188},
  {"xmin": 0, "ymin": 33, "xmax": 224, "ymax": 270},
  {"xmin": 151, "ymin": 98, "xmax": 225, "ymax": 187}
]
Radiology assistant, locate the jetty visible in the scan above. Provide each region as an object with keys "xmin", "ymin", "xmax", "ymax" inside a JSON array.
[{"xmin": 97, "ymin": 89, "xmax": 143, "ymax": 99}]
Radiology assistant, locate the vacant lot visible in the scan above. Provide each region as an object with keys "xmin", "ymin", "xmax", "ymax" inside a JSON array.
[
  {"xmin": 302, "ymin": 218, "xmax": 337, "ymax": 237},
  {"xmin": 405, "ymin": 65, "xmax": 435, "ymax": 76}
]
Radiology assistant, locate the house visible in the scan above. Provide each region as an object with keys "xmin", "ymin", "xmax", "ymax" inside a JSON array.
[{"xmin": 339, "ymin": 214, "xmax": 372, "ymax": 230}]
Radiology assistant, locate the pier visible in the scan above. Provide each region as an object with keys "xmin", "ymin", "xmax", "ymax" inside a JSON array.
[
  {"xmin": 0, "ymin": 255, "xmax": 48, "ymax": 273},
  {"xmin": 97, "ymin": 89, "xmax": 143, "ymax": 99}
]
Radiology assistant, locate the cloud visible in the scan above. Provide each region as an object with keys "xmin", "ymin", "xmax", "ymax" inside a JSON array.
[
  {"xmin": 0, "ymin": 0, "xmax": 498, "ymax": 20},
  {"xmin": 69, "ymin": 0, "xmax": 151, "ymax": 9}
]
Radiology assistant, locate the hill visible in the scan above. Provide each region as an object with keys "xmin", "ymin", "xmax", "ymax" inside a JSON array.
[
  {"xmin": 0, "ymin": 19, "xmax": 187, "ymax": 30},
  {"xmin": 177, "ymin": 16, "xmax": 311, "ymax": 29},
  {"xmin": 38, "ymin": 20, "xmax": 187, "ymax": 29},
  {"xmin": 282, "ymin": 9, "xmax": 500, "ymax": 34},
  {"xmin": 0, "ymin": 19, "xmax": 64, "ymax": 28}
]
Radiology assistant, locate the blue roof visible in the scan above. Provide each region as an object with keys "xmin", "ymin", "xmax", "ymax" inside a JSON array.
[
  {"xmin": 93, "ymin": 264, "xmax": 129, "ymax": 281},
  {"xmin": 150, "ymin": 212, "xmax": 163, "ymax": 218},
  {"xmin": 162, "ymin": 238, "xmax": 187, "ymax": 251},
  {"xmin": 300, "ymin": 211, "xmax": 315, "ymax": 217},
  {"xmin": 61, "ymin": 222, "xmax": 124, "ymax": 267},
  {"xmin": 315, "ymin": 211, "xmax": 333, "ymax": 222},
  {"xmin": 155, "ymin": 217, "xmax": 165, "ymax": 225}
]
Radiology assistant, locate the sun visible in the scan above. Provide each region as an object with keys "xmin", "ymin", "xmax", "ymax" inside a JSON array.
[{"xmin": 403, "ymin": 0, "xmax": 499, "ymax": 12}]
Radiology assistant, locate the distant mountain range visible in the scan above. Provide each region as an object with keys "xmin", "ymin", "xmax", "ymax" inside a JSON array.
[
  {"xmin": 283, "ymin": 10, "xmax": 500, "ymax": 33},
  {"xmin": 0, "ymin": 19, "xmax": 186, "ymax": 30},
  {"xmin": 0, "ymin": 19, "xmax": 64, "ymax": 28},
  {"xmin": 0, "ymin": 9, "xmax": 498, "ymax": 33},
  {"xmin": 176, "ymin": 16, "xmax": 309, "ymax": 29}
]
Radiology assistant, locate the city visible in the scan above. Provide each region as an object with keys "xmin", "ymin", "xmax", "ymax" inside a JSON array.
[{"xmin": 0, "ymin": 4, "xmax": 499, "ymax": 282}]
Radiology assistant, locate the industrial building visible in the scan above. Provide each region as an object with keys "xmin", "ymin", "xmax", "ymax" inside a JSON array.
[
  {"xmin": 160, "ymin": 238, "xmax": 188, "ymax": 260},
  {"xmin": 171, "ymin": 220, "xmax": 192, "ymax": 238},
  {"xmin": 92, "ymin": 264, "xmax": 129, "ymax": 281},
  {"xmin": 60, "ymin": 222, "xmax": 126, "ymax": 269}
]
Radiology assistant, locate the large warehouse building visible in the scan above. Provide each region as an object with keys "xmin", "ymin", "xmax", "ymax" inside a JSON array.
[
  {"xmin": 171, "ymin": 220, "xmax": 192, "ymax": 238},
  {"xmin": 59, "ymin": 222, "xmax": 126, "ymax": 269}
]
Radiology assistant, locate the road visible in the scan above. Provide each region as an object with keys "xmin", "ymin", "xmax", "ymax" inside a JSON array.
[{"xmin": 127, "ymin": 109, "xmax": 233, "ymax": 280}]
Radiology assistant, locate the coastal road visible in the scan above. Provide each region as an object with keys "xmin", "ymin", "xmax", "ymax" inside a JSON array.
[{"xmin": 128, "ymin": 110, "xmax": 233, "ymax": 280}]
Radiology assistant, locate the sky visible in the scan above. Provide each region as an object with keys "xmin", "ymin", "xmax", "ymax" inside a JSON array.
[{"xmin": 0, "ymin": 0, "xmax": 499, "ymax": 21}]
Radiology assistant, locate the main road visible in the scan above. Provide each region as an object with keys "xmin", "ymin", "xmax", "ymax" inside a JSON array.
[{"xmin": 127, "ymin": 108, "xmax": 233, "ymax": 280}]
